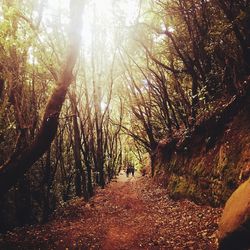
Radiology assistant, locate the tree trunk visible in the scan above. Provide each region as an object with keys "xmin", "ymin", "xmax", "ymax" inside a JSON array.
[
  {"xmin": 43, "ymin": 147, "xmax": 51, "ymax": 222},
  {"xmin": 70, "ymin": 92, "xmax": 87, "ymax": 198},
  {"xmin": 0, "ymin": 0, "xmax": 85, "ymax": 197},
  {"xmin": 15, "ymin": 174, "xmax": 31, "ymax": 225}
]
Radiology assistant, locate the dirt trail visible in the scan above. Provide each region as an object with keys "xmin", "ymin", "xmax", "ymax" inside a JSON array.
[
  {"xmin": 0, "ymin": 172, "xmax": 222, "ymax": 249},
  {"xmin": 102, "ymin": 174, "xmax": 144, "ymax": 249}
]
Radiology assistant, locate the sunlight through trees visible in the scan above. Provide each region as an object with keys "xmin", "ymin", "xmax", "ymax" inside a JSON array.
[{"xmin": 0, "ymin": 0, "xmax": 249, "ymax": 233}]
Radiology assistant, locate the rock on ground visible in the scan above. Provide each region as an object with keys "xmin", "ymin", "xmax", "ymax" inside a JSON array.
[{"xmin": 218, "ymin": 178, "xmax": 250, "ymax": 250}]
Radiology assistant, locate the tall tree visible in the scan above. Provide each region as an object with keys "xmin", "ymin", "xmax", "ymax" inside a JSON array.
[{"xmin": 0, "ymin": 0, "xmax": 85, "ymax": 196}]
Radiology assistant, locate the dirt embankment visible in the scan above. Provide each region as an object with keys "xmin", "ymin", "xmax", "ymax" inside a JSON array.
[
  {"xmin": 154, "ymin": 83, "xmax": 250, "ymax": 206},
  {"xmin": 0, "ymin": 173, "xmax": 221, "ymax": 249}
]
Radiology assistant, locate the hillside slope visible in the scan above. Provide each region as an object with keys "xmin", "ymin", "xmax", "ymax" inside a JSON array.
[{"xmin": 154, "ymin": 83, "xmax": 250, "ymax": 206}]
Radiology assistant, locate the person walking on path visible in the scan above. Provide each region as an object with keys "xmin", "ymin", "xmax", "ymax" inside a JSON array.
[{"xmin": 131, "ymin": 165, "xmax": 135, "ymax": 177}]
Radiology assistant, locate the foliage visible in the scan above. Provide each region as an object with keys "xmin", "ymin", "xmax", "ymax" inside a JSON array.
[{"xmin": 0, "ymin": 0, "xmax": 249, "ymax": 231}]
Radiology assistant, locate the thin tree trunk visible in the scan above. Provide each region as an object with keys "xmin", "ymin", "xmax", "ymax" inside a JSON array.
[
  {"xmin": 70, "ymin": 91, "xmax": 88, "ymax": 199},
  {"xmin": 43, "ymin": 147, "xmax": 51, "ymax": 222}
]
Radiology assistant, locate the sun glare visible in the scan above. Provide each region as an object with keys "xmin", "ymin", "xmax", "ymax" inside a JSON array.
[
  {"xmin": 81, "ymin": 0, "xmax": 140, "ymax": 53},
  {"xmin": 93, "ymin": 0, "xmax": 112, "ymax": 14},
  {"xmin": 45, "ymin": 0, "xmax": 140, "ymax": 58},
  {"xmin": 101, "ymin": 101, "xmax": 108, "ymax": 112}
]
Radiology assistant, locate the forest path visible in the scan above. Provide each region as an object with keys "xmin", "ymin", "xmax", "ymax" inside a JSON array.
[{"xmin": 0, "ymin": 172, "xmax": 222, "ymax": 249}]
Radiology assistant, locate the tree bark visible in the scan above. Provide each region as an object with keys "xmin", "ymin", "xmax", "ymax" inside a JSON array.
[
  {"xmin": 0, "ymin": 0, "xmax": 85, "ymax": 197},
  {"xmin": 70, "ymin": 91, "xmax": 87, "ymax": 198}
]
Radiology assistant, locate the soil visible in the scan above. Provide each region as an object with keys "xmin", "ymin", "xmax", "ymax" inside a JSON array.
[{"xmin": 0, "ymin": 172, "xmax": 222, "ymax": 249}]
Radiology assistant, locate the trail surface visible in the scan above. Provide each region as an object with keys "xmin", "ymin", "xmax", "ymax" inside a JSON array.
[{"xmin": 0, "ymin": 172, "xmax": 222, "ymax": 249}]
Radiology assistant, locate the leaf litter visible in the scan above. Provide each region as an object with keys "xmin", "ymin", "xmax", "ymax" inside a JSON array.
[{"xmin": 0, "ymin": 172, "xmax": 222, "ymax": 249}]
